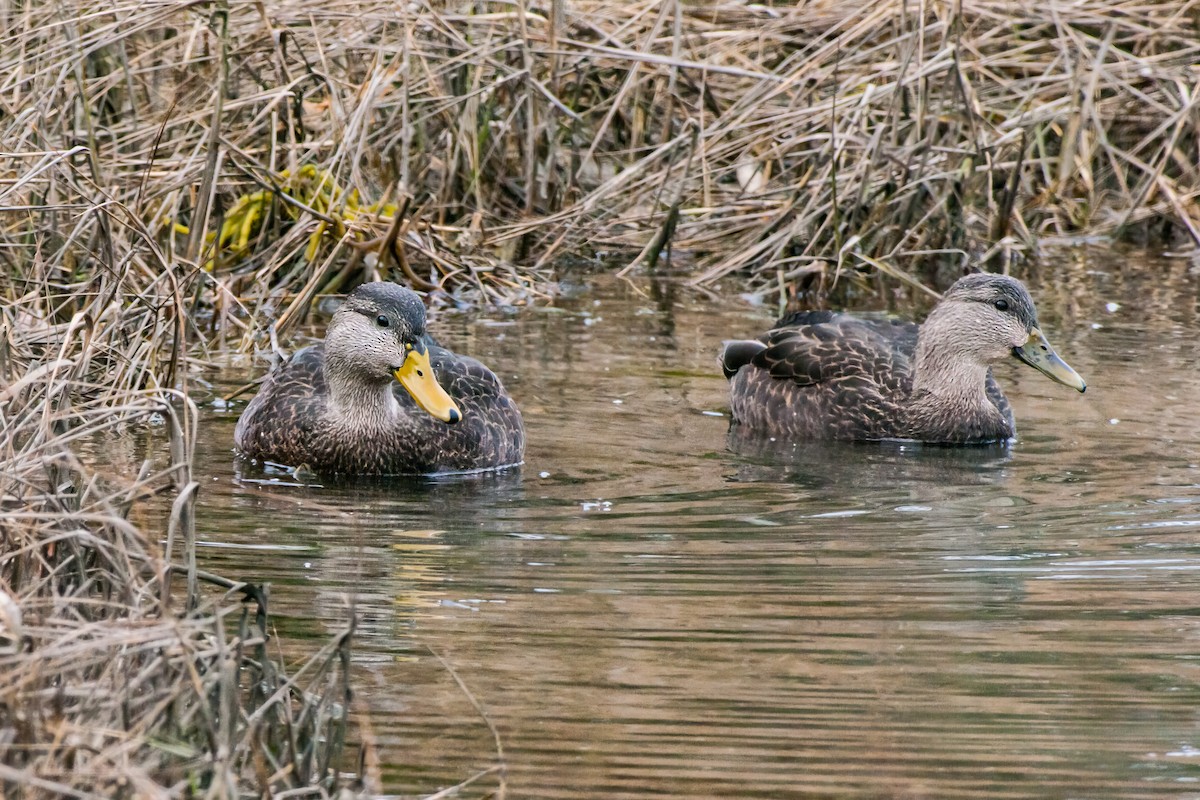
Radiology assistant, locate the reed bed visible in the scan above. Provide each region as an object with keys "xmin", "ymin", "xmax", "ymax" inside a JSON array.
[
  {"xmin": 0, "ymin": 263, "xmax": 361, "ymax": 796},
  {"xmin": 1, "ymin": 0, "xmax": 1198, "ymax": 795},
  {"xmin": 3, "ymin": 0, "xmax": 1199, "ymax": 315}
]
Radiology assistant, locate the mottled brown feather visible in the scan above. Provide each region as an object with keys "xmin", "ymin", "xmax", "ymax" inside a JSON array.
[
  {"xmin": 720, "ymin": 279, "xmax": 1041, "ymax": 445},
  {"xmin": 235, "ymin": 284, "xmax": 525, "ymax": 474}
]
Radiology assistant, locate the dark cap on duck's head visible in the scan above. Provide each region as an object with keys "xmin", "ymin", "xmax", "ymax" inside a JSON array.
[
  {"xmin": 338, "ymin": 281, "xmax": 429, "ymax": 340},
  {"xmin": 942, "ymin": 273, "xmax": 1038, "ymax": 332}
]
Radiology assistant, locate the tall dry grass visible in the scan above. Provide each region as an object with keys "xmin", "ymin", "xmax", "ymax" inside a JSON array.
[
  {"xmin": 2, "ymin": 1, "xmax": 1199, "ymax": 795},
  {"xmin": 4, "ymin": 0, "xmax": 1199, "ymax": 316},
  {"xmin": 0, "ymin": 260, "xmax": 361, "ymax": 796}
]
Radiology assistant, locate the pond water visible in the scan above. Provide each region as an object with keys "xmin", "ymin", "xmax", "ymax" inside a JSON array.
[{"xmin": 192, "ymin": 250, "xmax": 1200, "ymax": 799}]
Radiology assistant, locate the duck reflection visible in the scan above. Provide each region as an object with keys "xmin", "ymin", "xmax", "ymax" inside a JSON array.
[{"xmin": 726, "ymin": 427, "xmax": 1014, "ymax": 489}]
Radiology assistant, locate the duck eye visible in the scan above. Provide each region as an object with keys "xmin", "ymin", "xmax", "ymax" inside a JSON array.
[
  {"xmin": 993, "ymin": 299, "xmax": 1009, "ymax": 311},
  {"xmin": 376, "ymin": 315, "xmax": 390, "ymax": 328}
]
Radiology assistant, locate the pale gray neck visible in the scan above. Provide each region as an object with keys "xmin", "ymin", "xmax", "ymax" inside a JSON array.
[
  {"xmin": 323, "ymin": 347, "xmax": 399, "ymax": 428},
  {"xmin": 908, "ymin": 317, "xmax": 995, "ymax": 419},
  {"xmin": 899, "ymin": 302, "xmax": 1014, "ymax": 442}
]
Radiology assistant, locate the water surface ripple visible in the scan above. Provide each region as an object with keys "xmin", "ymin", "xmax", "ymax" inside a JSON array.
[{"xmin": 187, "ymin": 255, "xmax": 1200, "ymax": 799}]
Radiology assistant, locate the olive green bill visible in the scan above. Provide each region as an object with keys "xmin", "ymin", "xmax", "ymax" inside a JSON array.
[
  {"xmin": 394, "ymin": 344, "xmax": 462, "ymax": 423},
  {"xmin": 1012, "ymin": 328, "xmax": 1087, "ymax": 393}
]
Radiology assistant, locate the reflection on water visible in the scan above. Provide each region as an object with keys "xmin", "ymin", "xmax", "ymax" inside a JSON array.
[
  {"xmin": 184, "ymin": 250, "xmax": 1200, "ymax": 798},
  {"xmin": 726, "ymin": 431, "xmax": 1017, "ymax": 489}
]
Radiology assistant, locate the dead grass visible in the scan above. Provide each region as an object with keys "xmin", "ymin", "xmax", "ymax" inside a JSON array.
[
  {"xmin": 4, "ymin": 0, "xmax": 1200, "ymax": 316},
  {"xmin": 1, "ymin": 1, "xmax": 1198, "ymax": 794},
  {"xmin": 0, "ymin": 259, "xmax": 362, "ymax": 796}
]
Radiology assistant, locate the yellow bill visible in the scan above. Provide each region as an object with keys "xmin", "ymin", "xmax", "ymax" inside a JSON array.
[
  {"xmin": 1012, "ymin": 328, "xmax": 1087, "ymax": 393},
  {"xmin": 395, "ymin": 346, "xmax": 462, "ymax": 423}
]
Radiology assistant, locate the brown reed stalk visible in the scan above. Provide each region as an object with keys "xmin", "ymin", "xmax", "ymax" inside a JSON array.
[
  {"xmin": 0, "ymin": 195, "xmax": 360, "ymax": 797},
  {"xmin": 7, "ymin": 0, "xmax": 1197, "ymax": 320}
]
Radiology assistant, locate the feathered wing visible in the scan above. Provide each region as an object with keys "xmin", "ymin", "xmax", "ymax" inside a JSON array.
[
  {"xmin": 984, "ymin": 369, "xmax": 1014, "ymax": 432},
  {"xmin": 725, "ymin": 316, "xmax": 918, "ymax": 440},
  {"xmin": 234, "ymin": 346, "xmax": 327, "ymax": 466},
  {"xmin": 720, "ymin": 339, "xmax": 767, "ymax": 379},
  {"xmin": 376, "ymin": 346, "xmax": 526, "ymax": 473}
]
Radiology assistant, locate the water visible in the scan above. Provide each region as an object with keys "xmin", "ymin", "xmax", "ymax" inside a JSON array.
[{"xmin": 189, "ymin": 251, "xmax": 1200, "ymax": 798}]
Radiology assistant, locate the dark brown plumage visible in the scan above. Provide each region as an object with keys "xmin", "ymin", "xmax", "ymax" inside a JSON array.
[
  {"xmin": 235, "ymin": 282, "xmax": 524, "ymax": 474},
  {"xmin": 720, "ymin": 273, "xmax": 1086, "ymax": 445}
]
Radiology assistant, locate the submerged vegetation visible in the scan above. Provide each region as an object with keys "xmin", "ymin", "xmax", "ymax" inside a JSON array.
[{"xmin": 0, "ymin": 0, "xmax": 1198, "ymax": 795}]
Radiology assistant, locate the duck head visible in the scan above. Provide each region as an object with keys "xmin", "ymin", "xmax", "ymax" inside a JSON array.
[
  {"xmin": 325, "ymin": 282, "xmax": 462, "ymax": 423},
  {"xmin": 928, "ymin": 273, "xmax": 1086, "ymax": 393}
]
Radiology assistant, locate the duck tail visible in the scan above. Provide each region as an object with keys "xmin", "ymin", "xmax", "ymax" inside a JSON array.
[{"xmin": 719, "ymin": 339, "xmax": 767, "ymax": 380}]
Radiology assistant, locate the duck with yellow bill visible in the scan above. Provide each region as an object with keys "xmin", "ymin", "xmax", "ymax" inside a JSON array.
[{"xmin": 235, "ymin": 282, "xmax": 524, "ymax": 474}]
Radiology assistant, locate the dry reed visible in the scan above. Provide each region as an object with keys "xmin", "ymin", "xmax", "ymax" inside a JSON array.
[
  {"xmin": 4, "ymin": 0, "xmax": 1199, "ymax": 317},
  {"xmin": 0, "ymin": 252, "xmax": 361, "ymax": 795},
  {"xmin": 1, "ymin": 0, "xmax": 1198, "ymax": 795},
  {"xmin": 2, "ymin": 0, "xmax": 1190, "ymax": 316}
]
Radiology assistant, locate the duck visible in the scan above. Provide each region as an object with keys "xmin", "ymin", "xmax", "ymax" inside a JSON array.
[
  {"xmin": 234, "ymin": 281, "xmax": 525, "ymax": 474},
  {"xmin": 719, "ymin": 273, "xmax": 1086, "ymax": 445}
]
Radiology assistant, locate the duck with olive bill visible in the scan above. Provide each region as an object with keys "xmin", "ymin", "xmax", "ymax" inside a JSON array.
[
  {"xmin": 720, "ymin": 273, "xmax": 1086, "ymax": 445},
  {"xmin": 235, "ymin": 282, "xmax": 525, "ymax": 474}
]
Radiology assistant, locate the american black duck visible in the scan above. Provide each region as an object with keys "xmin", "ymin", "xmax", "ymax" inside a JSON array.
[
  {"xmin": 720, "ymin": 273, "xmax": 1086, "ymax": 445},
  {"xmin": 235, "ymin": 282, "xmax": 524, "ymax": 474}
]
